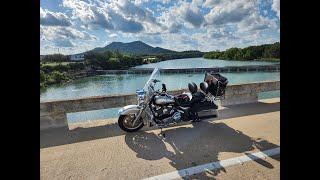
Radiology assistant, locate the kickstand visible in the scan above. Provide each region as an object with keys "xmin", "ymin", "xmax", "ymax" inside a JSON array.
[{"xmin": 158, "ymin": 128, "xmax": 166, "ymax": 139}]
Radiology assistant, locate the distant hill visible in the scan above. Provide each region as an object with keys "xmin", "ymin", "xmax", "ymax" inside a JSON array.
[{"xmin": 90, "ymin": 41, "xmax": 177, "ymax": 55}]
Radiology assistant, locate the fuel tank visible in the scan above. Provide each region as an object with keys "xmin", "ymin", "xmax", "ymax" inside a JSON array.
[{"xmin": 154, "ymin": 94, "xmax": 175, "ymax": 105}]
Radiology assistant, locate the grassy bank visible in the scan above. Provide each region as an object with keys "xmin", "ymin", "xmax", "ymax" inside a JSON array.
[{"xmin": 40, "ymin": 62, "xmax": 87, "ymax": 89}]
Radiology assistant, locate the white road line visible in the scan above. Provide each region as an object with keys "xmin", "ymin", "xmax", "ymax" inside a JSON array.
[{"xmin": 143, "ymin": 147, "xmax": 280, "ymax": 180}]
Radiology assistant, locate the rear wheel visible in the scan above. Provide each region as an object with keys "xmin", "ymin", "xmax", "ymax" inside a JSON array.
[{"xmin": 118, "ymin": 115, "xmax": 144, "ymax": 132}]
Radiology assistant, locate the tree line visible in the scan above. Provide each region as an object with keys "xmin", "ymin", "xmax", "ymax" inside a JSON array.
[
  {"xmin": 156, "ymin": 50, "xmax": 204, "ymax": 61},
  {"xmin": 40, "ymin": 54, "xmax": 71, "ymax": 62},
  {"xmin": 203, "ymin": 42, "xmax": 280, "ymax": 61},
  {"xmin": 40, "ymin": 51, "xmax": 146, "ymax": 89}
]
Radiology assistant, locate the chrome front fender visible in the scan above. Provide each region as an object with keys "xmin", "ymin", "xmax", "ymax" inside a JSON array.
[
  {"xmin": 118, "ymin": 105, "xmax": 150, "ymax": 127},
  {"xmin": 118, "ymin": 105, "xmax": 141, "ymax": 115}
]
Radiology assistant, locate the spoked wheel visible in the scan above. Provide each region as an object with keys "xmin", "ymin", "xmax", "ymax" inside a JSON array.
[{"xmin": 118, "ymin": 115, "xmax": 144, "ymax": 132}]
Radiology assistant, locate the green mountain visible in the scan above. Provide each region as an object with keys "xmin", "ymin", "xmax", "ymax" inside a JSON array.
[{"xmin": 90, "ymin": 41, "xmax": 177, "ymax": 55}]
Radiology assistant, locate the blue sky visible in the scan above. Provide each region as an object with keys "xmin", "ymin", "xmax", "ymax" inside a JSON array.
[{"xmin": 40, "ymin": 0, "xmax": 280, "ymax": 55}]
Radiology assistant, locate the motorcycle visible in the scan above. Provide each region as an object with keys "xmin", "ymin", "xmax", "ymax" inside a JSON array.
[{"xmin": 117, "ymin": 68, "xmax": 224, "ymax": 133}]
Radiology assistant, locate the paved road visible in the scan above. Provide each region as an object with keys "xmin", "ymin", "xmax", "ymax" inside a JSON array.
[{"xmin": 40, "ymin": 98, "xmax": 280, "ymax": 180}]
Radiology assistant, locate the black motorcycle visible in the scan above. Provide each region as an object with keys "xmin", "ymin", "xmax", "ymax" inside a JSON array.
[{"xmin": 117, "ymin": 68, "xmax": 228, "ymax": 133}]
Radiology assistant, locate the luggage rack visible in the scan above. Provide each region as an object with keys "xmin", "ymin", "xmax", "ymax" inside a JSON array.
[{"xmin": 204, "ymin": 71, "xmax": 228, "ymax": 102}]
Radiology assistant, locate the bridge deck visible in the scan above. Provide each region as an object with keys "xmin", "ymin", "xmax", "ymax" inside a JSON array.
[{"xmin": 40, "ymin": 98, "xmax": 280, "ymax": 180}]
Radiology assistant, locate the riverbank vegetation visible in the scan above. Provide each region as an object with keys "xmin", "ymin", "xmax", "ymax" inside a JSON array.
[
  {"xmin": 40, "ymin": 62, "xmax": 86, "ymax": 89},
  {"xmin": 40, "ymin": 51, "xmax": 146, "ymax": 89},
  {"xmin": 203, "ymin": 42, "xmax": 280, "ymax": 61}
]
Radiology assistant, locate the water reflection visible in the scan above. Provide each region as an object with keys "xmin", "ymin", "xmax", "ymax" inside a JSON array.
[{"xmin": 134, "ymin": 57, "xmax": 277, "ymax": 69}]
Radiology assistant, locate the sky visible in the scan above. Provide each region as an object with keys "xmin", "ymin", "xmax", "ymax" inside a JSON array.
[{"xmin": 40, "ymin": 0, "xmax": 280, "ymax": 55}]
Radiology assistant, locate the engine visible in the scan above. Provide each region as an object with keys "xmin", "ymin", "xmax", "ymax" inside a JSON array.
[
  {"xmin": 151, "ymin": 104, "xmax": 173, "ymax": 118},
  {"xmin": 150, "ymin": 93, "xmax": 185, "ymax": 125},
  {"xmin": 150, "ymin": 103, "xmax": 182, "ymax": 125}
]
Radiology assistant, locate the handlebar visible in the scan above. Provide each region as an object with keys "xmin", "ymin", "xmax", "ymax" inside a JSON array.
[{"xmin": 152, "ymin": 79, "xmax": 161, "ymax": 83}]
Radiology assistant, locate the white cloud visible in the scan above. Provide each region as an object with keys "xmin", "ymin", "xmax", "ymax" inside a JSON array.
[
  {"xmin": 117, "ymin": 0, "xmax": 154, "ymax": 23},
  {"xmin": 158, "ymin": 9, "xmax": 184, "ymax": 33},
  {"xmin": 157, "ymin": 1, "xmax": 205, "ymax": 33},
  {"xmin": 160, "ymin": 33, "xmax": 200, "ymax": 51},
  {"xmin": 62, "ymin": 0, "xmax": 164, "ymax": 33},
  {"xmin": 204, "ymin": 0, "xmax": 277, "ymax": 33},
  {"xmin": 192, "ymin": 0, "xmax": 204, "ymax": 6},
  {"xmin": 203, "ymin": 0, "xmax": 221, "ymax": 7},
  {"xmin": 207, "ymin": 27, "xmax": 236, "ymax": 39},
  {"xmin": 180, "ymin": 2, "xmax": 205, "ymax": 28},
  {"xmin": 115, "ymin": 0, "xmax": 164, "ymax": 33},
  {"xmin": 62, "ymin": 0, "xmax": 114, "ymax": 30},
  {"xmin": 134, "ymin": 0, "xmax": 149, "ymax": 5},
  {"xmin": 40, "ymin": 7, "xmax": 72, "ymax": 26},
  {"xmin": 40, "ymin": 26, "xmax": 97, "ymax": 47},
  {"xmin": 54, "ymin": 39, "xmax": 75, "ymax": 47},
  {"xmin": 238, "ymin": 13, "xmax": 277, "ymax": 32},
  {"xmin": 154, "ymin": 0, "xmax": 171, "ymax": 4},
  {"xmin": 272, "ymin": 0, "xmax": 280, "ymax": 19},
  {"xmin": 135, "ymin": 33, "xmax": 163, "ymax": 45},
  {"xmin": 204, "ymin": 0, "xmax": 253, "ymax": 25},
  {"xmin": 109, "ymin": 33, "xmax": 118, "ymax": 38},
  {"xmin": 41, "ymin": 0, "xmax": 280, "ymax": 54},
  {"xmin": 190, "ymin": 24, "xmax": 278, "ymax": 52}
]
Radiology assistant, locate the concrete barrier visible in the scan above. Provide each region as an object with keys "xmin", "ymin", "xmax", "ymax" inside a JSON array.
[{"xmin": 40, "ymin": 81, "xmax": 280, "ymax": 131}]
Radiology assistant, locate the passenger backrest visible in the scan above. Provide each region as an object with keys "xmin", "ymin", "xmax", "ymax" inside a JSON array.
[
  {"xmin": 200, "ymin": 82, "xmax": 208, "ymax": 94},
  {"xmin": 188, "ymin": 82, "xmax": 198, "ymax": 94}
]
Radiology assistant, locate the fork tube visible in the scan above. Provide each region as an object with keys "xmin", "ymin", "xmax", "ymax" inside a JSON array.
[{"xmin": 132, "ymin": 107, "xmax": 144, "ymax": 125}]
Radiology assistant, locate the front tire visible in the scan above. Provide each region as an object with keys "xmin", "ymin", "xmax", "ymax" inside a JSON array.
[{"xmin": 118, "ymin": 115, "xmax": 144, "ymax": 132}]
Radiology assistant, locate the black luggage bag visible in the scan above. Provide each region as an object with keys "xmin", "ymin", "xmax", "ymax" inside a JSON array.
[{"xmin": 204, "ymin": 72, "xmax": 228, "ymax": 98}]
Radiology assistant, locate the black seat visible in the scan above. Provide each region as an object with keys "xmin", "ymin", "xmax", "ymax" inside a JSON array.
[
  {"xmin": 186, "ymin": 82, "xmax": 218, "ymax": 112},
  {"xmin": 192, "ymin": 92, "xmax": 205, "ymax": 102}
]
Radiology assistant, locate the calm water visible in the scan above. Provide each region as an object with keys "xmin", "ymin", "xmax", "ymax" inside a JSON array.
[
  {"xmin": 40, "ymin": 58, "xmax": 280, "ymax": 123},
  {"xmin": 41, "ymin": 72, "xmax": 280, "ymax": 101},
  {"xmin": 134, "ymin": 57, "xmax": 277, "ymax": 69}
]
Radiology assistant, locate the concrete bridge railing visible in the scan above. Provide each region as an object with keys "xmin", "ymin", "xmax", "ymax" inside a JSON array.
[{"xmin": 40, "ymin": 81, "xmax": 280, "ymax": 131}]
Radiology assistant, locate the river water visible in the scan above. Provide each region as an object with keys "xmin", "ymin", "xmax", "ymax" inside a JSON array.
[
  {"xmin": 40, "ymin": 58, "xmax": 280, "ymax": 123},
  {"xmin": 134, "ymin": 57, "xmax": 276, "ymax": 69}
]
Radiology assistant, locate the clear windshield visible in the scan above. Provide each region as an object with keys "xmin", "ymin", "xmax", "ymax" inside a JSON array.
[
  {"xmin": 143, "ymin": 68, "xmax": 160, "ymax": 90},
  {"xmin": 135, "ymin": 68, "xmax": 161, "ymax": 105},
  {"xmin": 142, "ymin": 68, "xmax": 160, "ymax": 102}
]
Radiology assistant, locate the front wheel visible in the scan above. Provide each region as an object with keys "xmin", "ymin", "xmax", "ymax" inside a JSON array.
[{"xmin": 118, "ymin": 115, "xmax": 144, "ymax": 132}]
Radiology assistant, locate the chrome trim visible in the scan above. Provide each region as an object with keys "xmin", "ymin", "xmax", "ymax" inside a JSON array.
[{"xmin": 118, "ymin": 105, "xmax": 141, "ymax": 115}]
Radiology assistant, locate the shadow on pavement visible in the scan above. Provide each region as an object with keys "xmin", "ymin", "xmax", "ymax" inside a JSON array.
[
  {"xmin": 40, "ymin": 101, "xmax": 279, "ymax": 149},
  {"xmin": 125, "ymin": 121, "xmax": 280, "ymax": 179}
]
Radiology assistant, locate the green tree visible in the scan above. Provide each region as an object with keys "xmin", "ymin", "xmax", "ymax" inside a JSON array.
[{"xmin": 204, "ymin": 42, "xmax": 280, "ymax": 61}]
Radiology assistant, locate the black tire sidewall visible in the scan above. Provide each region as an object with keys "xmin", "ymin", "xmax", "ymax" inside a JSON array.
[{"xmin": 118, "ymin": 115, "xmax": 144, "ymax": 132}]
